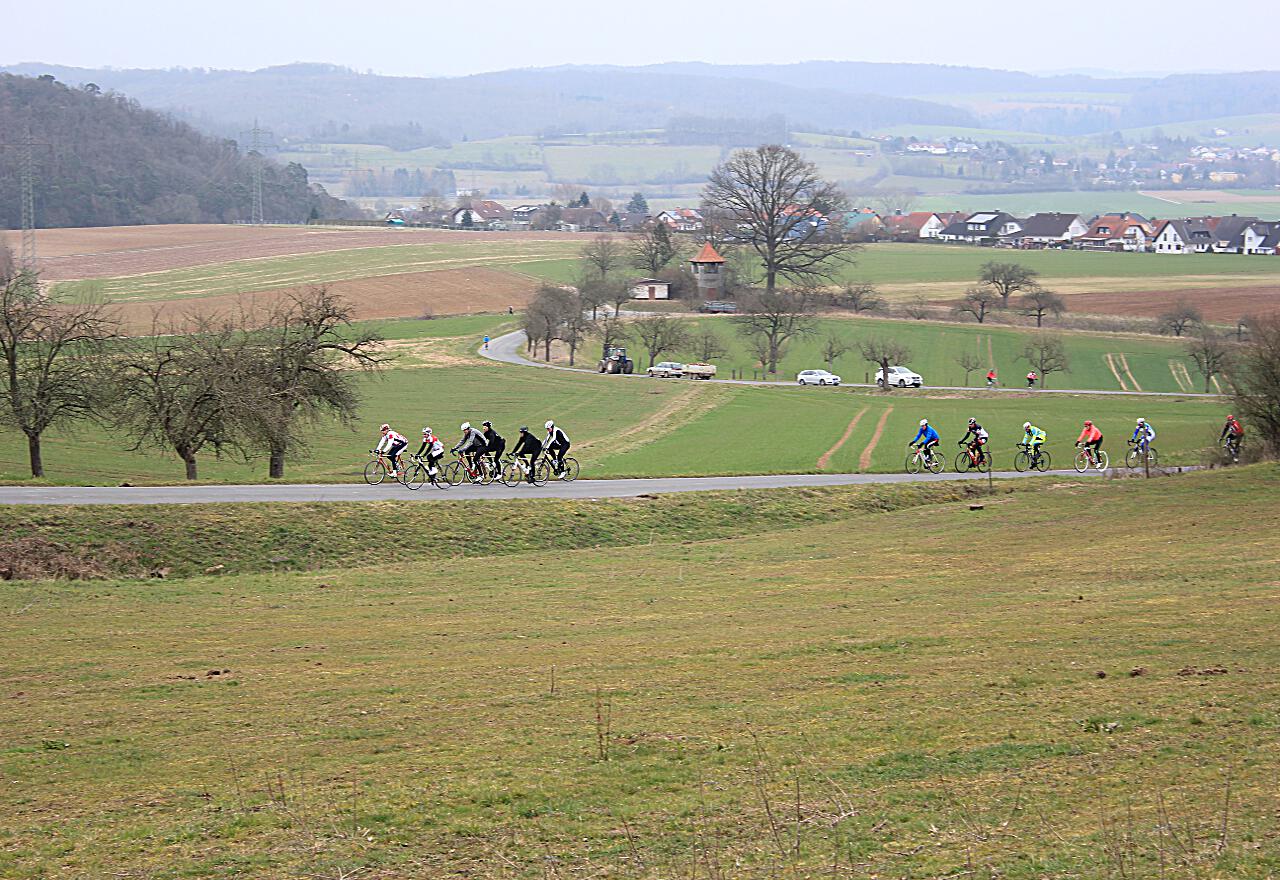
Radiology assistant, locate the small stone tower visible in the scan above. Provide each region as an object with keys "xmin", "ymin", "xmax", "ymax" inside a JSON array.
[{"xmin": 690, "ymin": 240, "xmax": 726, "ymax": 300}]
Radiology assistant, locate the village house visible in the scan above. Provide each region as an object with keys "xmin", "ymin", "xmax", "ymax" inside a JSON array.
[
  {"xmin": 656, "ymin": 208, "xmax": 704, "ymax": 233},
  {"xmin": 1075, "ymin": 213, "xmax": 1154, "ymax": 251},
  {"xmin": 939, "ymin": 211, "xmax": 1021, "ymax": 244},
  {"xmin": 509, "ymin": 205, "xmax": 543, "ymax": 229},
  {"xmin": 882, "ymin": 211, "xmax": 945, "ymax": 242},
  {"xmin": 630, "ymin": 278, "xmax": 672, "ymax": 300},
  {"xmin": 557, "ymin": 207, "xmax": 608, "ymax": 233},
  {"xmin": 450, "ymin": 200, "xmax": 510, "ymax": 229},
  {"xmin": 1005, "ymin": 213, "xmax": 1088, "ymax": 248},
  {"xmin": 1153, "ymin": 218, "xmax": 1218, "ymax": 254}
]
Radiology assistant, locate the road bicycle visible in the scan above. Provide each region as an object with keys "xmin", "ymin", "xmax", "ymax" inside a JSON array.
[
  {"xmin": 1073, "ymin": 443, "xmax": 1109, "ymax": 473},
  {"xmin": 546, "ymin": 454, "xmax": 580, "ymax": 482},
  {"xmin": 1221, "ymin": 435, "xmax": 1242, "ymax": 465},
  {"xmin": 403, "ymin": 454, "xmax": 450, "ymax": 491},
  {"xmin": 500, "ymin": 454, "xmax": 551, "ymax": 487},
  {"xmin": 364, "ymin": 450, "xmax": 410, "ymax": 486},
  {"xmin": 443, "ymin": 452, "xmax": 496, "ymax": 487},
  {"xmin": 1013, "ymin": 442, "xmax": 1052, "ymax": 473},
  {"xmin": 1124, "ymin": 440, "xmax": 1159, "ymax": 470},
  {"xmin": 905, "ymin": 444, "xmax": 944, "ymax": 475},
  {"xmin": 954, "ymin": 441, "xmax": 992, "ymax": 474}
]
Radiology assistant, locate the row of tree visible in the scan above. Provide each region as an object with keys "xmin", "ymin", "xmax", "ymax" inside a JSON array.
[{"xmin": 0, "ymin": 252, "xmax": 386, "ymax": 480}]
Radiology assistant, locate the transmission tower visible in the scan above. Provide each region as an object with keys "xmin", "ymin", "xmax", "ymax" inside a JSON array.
[
  {"xmin": 239, "ymin": 120, "xmax": 275, "ymax": 225},
  {"xmin": 1, "ymin": 128, "xmax": 52, "ymax": 272}
]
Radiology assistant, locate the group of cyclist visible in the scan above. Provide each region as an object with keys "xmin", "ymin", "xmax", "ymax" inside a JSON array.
[
  {"xmin": 373, "ymin": 420, "xmax": 572, "ymax": 485},
  {"xmin": 909, "ymin": 413, "xmax": 1245, "ymax": 469}
]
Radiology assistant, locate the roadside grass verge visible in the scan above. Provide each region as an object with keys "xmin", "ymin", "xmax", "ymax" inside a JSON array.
[
  {"xmin": 0, "ymin": 479, "xmax": 1012, "ymax": 580},
  {"xmin": 1, "ymin": 466, "xmax": 1278, "ymax": 877}
]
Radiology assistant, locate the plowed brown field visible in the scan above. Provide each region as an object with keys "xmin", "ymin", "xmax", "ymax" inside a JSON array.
[
  {"xmin": 112, "ymin": 266, "xmax": 538, "ymax": 332},
  {"xmin": 2, "ymin": 224, "xmax": 588, "ymax": 281},
  {"xmin": 1066, "ymin": 286, "xmax": 1280, "ymax": 321}
]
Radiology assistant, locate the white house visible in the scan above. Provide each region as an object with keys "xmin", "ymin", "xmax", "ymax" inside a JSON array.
[
  {"xmin": 1153, "ymin": 219, "xmax": 1215, "ymax": 254},
  {"xmin": 631, "ymin": 278, "xmax": 671, "ymax": 300}
]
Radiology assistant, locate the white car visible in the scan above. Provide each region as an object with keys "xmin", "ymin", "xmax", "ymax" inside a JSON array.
[
  {"xmin": 876, "ymin": 365, "xmax": 924, "ymax": 388},
  {"xmin": 798, "ymin": 369, "xmax": 841, "ymax": 386},
  {"xmin": 646, "ymin": 361, "xmax": 684, "ymax": 378}
]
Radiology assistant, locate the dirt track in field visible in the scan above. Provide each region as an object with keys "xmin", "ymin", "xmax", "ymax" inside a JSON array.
[
  {"xmin": 112, "ymin": 266, "xmax": 539, "ymax": 332},
  {"xmin": 3, "ymin": 224, "xmax": 589, "ymax": 281},
  {"xmin": 1064, "ymin": 286, "xmax": 1280, "ymax": 321}
]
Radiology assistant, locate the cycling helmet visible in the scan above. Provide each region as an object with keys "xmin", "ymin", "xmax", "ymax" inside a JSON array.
[
  {"xmin": 1136, "ymin": 417, "xmax": 1145, "ymax": 424},
  {"xmin": 1084, "ymin": 420, "xmax": 1092, "ymax": 427},
  {"xmin": 1023, "ymin": 422, "xmax": 1031, "ymax": 431},
  {"xmin": 545, "ymin": 420, "xmax": 555, "ymax": 430},
  {"xmin": 422, "ymin": 427, "xmax": 431, "ymax": 436},
  {"xmin": 482, "ymin": 420, "xmax": 492, "ymax": 428},
  {"xmin": 461, "ymin": 421, "xmax": 471, "ymax": 431},
  {"xmin": 919, "ymin": 418, "xmax": 929, "ymax": 427},
  {"xmin": 519, "ymin": 426, "xmax": 529, "ymax": 433},
  {"xmin": 967, "ymin": 417, "xmax": 976, "ymax": 426},
  {"xmin": 380, "ymin": 423, "xmax": 390, "ymax": 432},
  {"xmin": 1226, "ymin": 414, "xmax": 1234, "ymax": 420}
]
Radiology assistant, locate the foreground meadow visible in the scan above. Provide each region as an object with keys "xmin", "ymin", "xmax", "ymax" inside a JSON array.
[{"xmin": 2, "ymin": 466, "xmax": 1278, "ymax": 877}]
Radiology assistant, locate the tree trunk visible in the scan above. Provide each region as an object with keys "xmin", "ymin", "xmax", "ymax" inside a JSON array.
[
  {"xmin": 27, "ymin": 432, "xmax": 43, "ymax": 478},
  {"xmin": 881, "ymin": 358, "xmax": 892, "ymax": 392},
  {"xmin": 269, "ymin": 443, "xmax": 286, "ymax": 479},
  {"xmin": 568, "ymin": 341, "xmax": 576, "ymax": 367},
  {"xmin": 178, "ymin": 448, "xmax": 198, "ymax": 480},
  {"xmin": 543, "ymin": 337, "xmax": 551, "ymax": 361},
  {"xmin": 1035, "ymin": 312, "xmax": 1044, "ymax": 328}
]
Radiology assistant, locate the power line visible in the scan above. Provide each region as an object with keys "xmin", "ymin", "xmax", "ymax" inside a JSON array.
[
  {"xmin": 1, "ymin": 128, "xmax": 53, "ymax": 272},
  {"xmin": 238, "ymin": 120, "xmax": 275, "ymax": 225}
]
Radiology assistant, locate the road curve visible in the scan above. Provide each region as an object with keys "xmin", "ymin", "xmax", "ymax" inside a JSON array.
[
  {"xmin": 0, "ymin": 470, "xmax": 1102, "ymax": 506},
  {"xmin": 480, "ymin": 330, "xmax": 1220, "ymax": 397}
]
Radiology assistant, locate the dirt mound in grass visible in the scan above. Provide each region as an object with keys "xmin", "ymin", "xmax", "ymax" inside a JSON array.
[
  {"xmin": 113, "ymin": 266, "xmax": 539, "ymax": 331},
  {"xmin": 0, "ymin": 537, "xmax": 133, "ymax": 581}
]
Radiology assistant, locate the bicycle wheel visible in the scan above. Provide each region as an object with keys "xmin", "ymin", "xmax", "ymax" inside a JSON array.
[
  {"xmin": 1124, "ymin": 448, "xmax": 1141, "ymax": 469},
  {"xmin": 955, "ymin": 451, "xmax": 973, "ymax": 473},
  {"xmin": 1013, "ymin": 450, "xmax": 1031, "ymax": 473},
  {"xmin": 926, "ymin": 452, "xmax": 944, "ymax": 474},
  {"xmin": 443, "ymin": 461, "xmax": 465, "ymax": 487},
  {"xmin": 1095, "ymin": 450, "xmax": 1110, "ymax": 470},
  {"xmin": 1147, "ymin": 448, "xmax": 1159, "ymax": 468},
  {"xmin": 404, "ymin": 462, "xmax": 427, "ymax": 490},
  {"xmin": 1035, "ymin": 450, "xmax": 1052, "ymax": 472},
  {"xmin": 1074, "ymin": 450, "xmax": 1088, "ymax": 474},
  {"xmin": 979, "ymin": 450, "xmax": 992, "ymax": 473},
  {"xmin": 557, "ymin": 457, "xmax": 580, "ymax": 482},
  {"xmin": 363, "ymin": 459, "xmax": 387, "ymax": 485},
  {"xmin": 532, "ymin": 460, "xmax": 552, "ymax": 486},
  {"xmin": 478, "ymin": 459, "xmax": 497, "ymax": 485},
  {"xmin": 500, "ymin": 460, "xmax": 523, "ymax": 487},
  {"xmin": 905, "ymin": 452, "xmax": 922, "ymax": 474}
]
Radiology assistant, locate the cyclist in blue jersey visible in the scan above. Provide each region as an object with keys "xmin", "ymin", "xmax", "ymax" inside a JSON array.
[
  {"xmin": 1131, "ymin": 417, "xmax": 1156, "ymax": 453},
  {"xmin": 909, "ymin": 418, "xmax": 940, "ymax": 456}
]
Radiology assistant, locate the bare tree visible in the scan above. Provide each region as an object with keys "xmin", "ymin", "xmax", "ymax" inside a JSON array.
[
  {"xmin": 590, "ymin": 312, "xmax": 630, "ymax": 355},
  {"xmin": 1019, "ymin": 286, "xmax": 1067, "ymax": 327},
  {"xmin": 901, "ymin": 296, "xmax": 932, "ymax": 320},
  {"xmin": 733, "ymin": 289, "xmax": 817, "ymax": 374},
  {"xmin": 833, "ymin": 281, "xmax": 885, "ymax": 313},
  {"xmin": 978, "ymin": 261, "xmax": 1040, "ymax": 307},
  {"xmin": 955, "ymin": 351, "xmax": 984, "ymax": 387},
  {"xmin": 574, "ymin": 271, "xmax": 609, "ymax": 321},
  {"xmin": 631, "ymin": 314, "xmax": 691, "ymax": 368},
  {"xmin": 237, "ymin": 287, "xmax": 389, "ymax": 479},
  {"xmin": 113, "ymin": 314, "xmax": 247, "ymax": 480},
  {"xmin": 1231, "ymin": 313, "xmax": 1280, "ymax": 456},
  {"xmin": 821, "ymin": 334, "xmax": 852, "ymax": 370},
  {"xmin": 860, "ymin": 336, "xmax": 912, "ymax": 392},
  {"xmin": 1017, "ymin": 332, "xmax": 1071, "ymax": 389},
  {"xmin": 524, "ymin": 285, "xmax": 570, "ymax": 361},
  {"xmin": 1185, "ymin": 326, "xmax": 1231, "ymax": 394},
  {"xmin": 954, "ymin": 286, "xmax": 999, "ymax": 323},
  {"xmin": 703, "ymin": 145, "xmax": 850, "ymax": 294},
  {"xmin": 558, "ymin": 292, "xmax": 592, "ymax": 367},
  {"xmin": 691, "ymin": 328, "xmax": 727, "ymax": 362},
  {"xmin": 0, "ymin": 266, "xmax": 118, "ymax": 477},
  {"xmin": 606, "ymin": 277, "xmax": 634, "ymax": 316},
  {"xmin": 629, "ymin": 222, "xmax": 680, "ymax": 276},
  {"xmin": 580, "ymin": 235, "xmax": 622, "ymax": 280},
  {"xmin": 1158, "ymin": 299, "xmax": 1203, "ymax": 337}
]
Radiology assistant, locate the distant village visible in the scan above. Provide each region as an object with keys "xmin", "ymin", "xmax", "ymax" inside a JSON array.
[{"xmin": 384, "ymin": 198, "xmax": 1280, "ymax": 256}]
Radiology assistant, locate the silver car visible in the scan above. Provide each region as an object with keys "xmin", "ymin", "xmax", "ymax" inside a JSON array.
[{"xmin": 798, "ymin": 369, "xmax": 841, "ymax": 386}]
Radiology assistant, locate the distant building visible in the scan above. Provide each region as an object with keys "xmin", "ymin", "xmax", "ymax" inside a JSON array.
[
  {"xmin": 631, "ymin": 278, "xmax": 672, "ymax": 300},
  {"xmin": 1076, "ymin": 213, "xmax": 1154, "ymax": 251},
  {"xmin": 556, "ymin": 208, "xmax": 607, "ymax": 232},
  {"xmin": 690, "ymin": 241, "xmax": 726, "ymax": 300},
  {"xmin": 1006, "ymin": 213, "xmax": 1088, "ymax": 247},
  {"xmin": 657, "ymin": 208, "xmax": 704, "ymax": 233},
  {"xmin": 939, "ymin": 211, "xmax": 1021, "ymax": 244},
  {"xmin": 882, "ymin": 211, "xmax": 945, "ymax": 242}
]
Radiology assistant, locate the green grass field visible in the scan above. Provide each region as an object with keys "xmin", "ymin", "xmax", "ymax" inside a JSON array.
[
  {"xmin": 3, "ymin": 466, "xmax": 1278, "ymax": 877},
  {"xmin": 666, "ymin": 315, "xmax": 1209, "ymax": 393}
]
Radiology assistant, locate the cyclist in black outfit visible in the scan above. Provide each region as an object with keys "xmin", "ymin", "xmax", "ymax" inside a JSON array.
[
  {"xmin": 480, "ymin": 421, "xmax": 506, "ymax": 476},
  {"xmin": 511, "ymin": 426, "xmax": 543, "ymax": 483}
]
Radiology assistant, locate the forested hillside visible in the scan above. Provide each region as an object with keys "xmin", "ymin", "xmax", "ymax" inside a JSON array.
[{"xmin": 0, "ymin": 74, "xmax": 360, "ymax": 229}]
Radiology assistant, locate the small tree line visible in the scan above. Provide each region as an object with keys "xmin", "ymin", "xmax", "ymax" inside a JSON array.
[{"xmin": 0, "ymin": 251, "xmax": 387, "ymax": 480}]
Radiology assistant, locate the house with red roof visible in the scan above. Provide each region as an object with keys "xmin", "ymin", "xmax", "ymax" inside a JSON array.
[{"xmin": 882, "ymin": 212, "xmax": 945, "ymax": 241}]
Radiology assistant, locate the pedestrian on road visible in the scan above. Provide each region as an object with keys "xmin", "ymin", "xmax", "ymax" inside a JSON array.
[
  {"xmin": 508, "ymin": 306, "xmax": 514, "ymax": 315},
  {"xmin": 986, "ymin": 369, "xmax": 997, "ymax": 388},
  {"xmin": 1026, "ymin": 370, "xmax": 1037, "ymax": 389},
  {"xmin": 483, "ymin": 335, "xmax": 490, "ymax": 351}
]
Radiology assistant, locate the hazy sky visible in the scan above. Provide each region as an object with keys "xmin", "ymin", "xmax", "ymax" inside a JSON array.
[{"xmin": 2, "ymin": 0, "xmax": 1272, "ymax": 77}]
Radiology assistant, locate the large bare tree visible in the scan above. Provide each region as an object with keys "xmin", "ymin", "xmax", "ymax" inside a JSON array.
[
  {"xmin": 1158, "ymin": 299, "xmax": 1203, "ymax": 337},
  {"xmin": 1185, "ymin": 326, "xmax": 1231, "ymax": 394},
  {"xmin": 860, "ymin": 336, "xmax": 913, "ymax": 392},
  {"xmin": 580, "ymin": 235, "xmax": 622, "ymax": 281},
  {"xmin": 1231, "ymin": 313, "xmax": 1280, "ymax": 456},
  {"xmin": 237, "ymin": 287, "xmax": 389, "ymax": 479},
  {"xmin": 631, "ymin": 315, "xmax": 691, "ymax": 368},
  {"xmin": 978, "ymin": 261, "xmax": 1039, "ymax": 307},
  {"xmin": 954, "ymin": 286, "xmax": 999, "ymax": 324},
  {"xmin": 703, "ymin": 145, "xmax": 850, "ymax": 294},
  {"xmin": 0, "ymin": 262, "xmax": 118, "ymax": 477},
  {"xmin": 629, "ymin": 222, "xmax": 680, "ymax": 276},
  {"xmin": 1019, "ymin": 286, "xmax": 1067, "ymax": 327},
  {"xmin": 1017, "ymin": 333, "xmax": 1071, "ymax": 389},
  {"xmin": 523, "ymin": 285, "xmax": 570, "ymax": 361},
  {"xmin": 733, "ymin": 288, "xmax": 817, "ymax": 374}
]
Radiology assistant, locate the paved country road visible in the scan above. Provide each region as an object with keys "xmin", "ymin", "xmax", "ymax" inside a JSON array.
[
  {"xmin": 0, "ymin": 470, "xmax": 1106, "ymax": 506},
  {"xmin": 481, "ymin": 330, "xmax": 1220, "ymax": 397}
]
